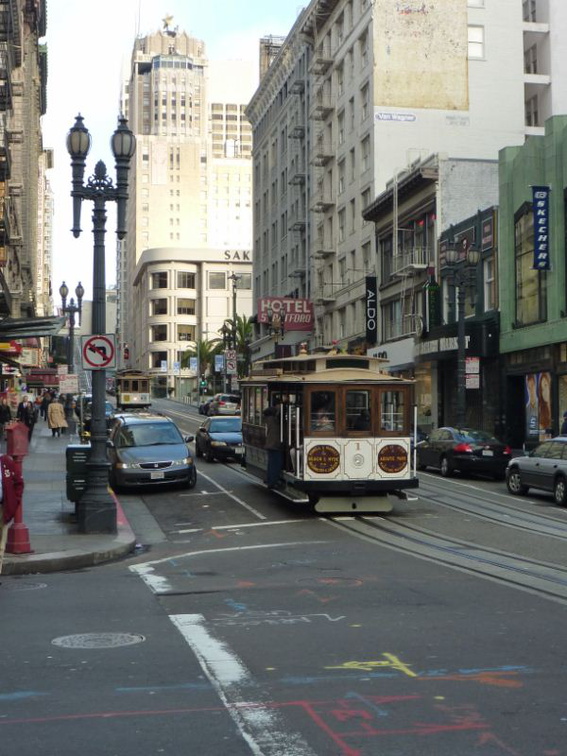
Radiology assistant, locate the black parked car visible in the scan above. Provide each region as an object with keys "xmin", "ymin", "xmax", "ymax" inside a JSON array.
[
  {"xmin": 416, "ymin": 426, "xmax": 512, "ymax": 479},
  {"xmin": 195, "ymin": 416, "xmax": 243, "ymax": 462}
]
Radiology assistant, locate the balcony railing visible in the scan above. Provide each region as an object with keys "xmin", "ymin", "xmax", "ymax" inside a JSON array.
[{"xmin": 392, "ymin": 246, "xmax": 430, "ymax": 275}]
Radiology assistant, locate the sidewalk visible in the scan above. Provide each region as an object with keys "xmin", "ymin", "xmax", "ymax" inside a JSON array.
[{"xmin": 1, "ymin": 422, "xmax": 136, "ymax": 576}]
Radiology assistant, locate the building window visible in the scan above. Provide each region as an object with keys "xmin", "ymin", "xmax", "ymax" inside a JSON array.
[
  {"xmin": 360, "ymin": 83, "xmax": 369, "ymax": 121},
  {"xmin": 238, "ymin": 273, "xmax": 252, "ymax": 289},
  {"xmin": 336, "ymin": 62, "xmax": 344, "ymax": 96},
  {"xmin": 483, "ymin": 257, "xmax": 495, "ymax": 312},
  {"xmin": 338, "ymin": 110, "xmax": 345, "ymax": 145},
  {"xmin": 525, "ymin": 95, "xmax": 539, "ymax": 127},
  {"xmin": 208, "ymin": 271, "xmax": 226, "ymax": 290},
  {"xmin": 151, "ymin": 298, "xmax": 168, "ymax": 316},
  {"xmin": 177, "ymin": 298, "xmax": 196, "ymax": 315},
  {"xmin": 359, "ymin": 30, "xmax": 368, "ymax": 68},
  {"xmin": 151, "ymin": 272, "xmax": 168, "ymax": 289},
  {"xmin": 361, "ymin": 135, "xmax": 371, "ymax": 172},
  {"xmin": 177, "ymin": 271, "xmax": 196, "ymax": 289},
  {"xmin": 524, "ymin": 44, "xmax": 538, "ymax": 74},
  {"xmin": 151, "ymin": 324, "xmax": 168, "ymax": 342},
  {"xmin": 523, "ymin": 0, "xmax": 536, "ymax": 21},
  {"xmin": 468, "ymin": 25, "xmax": 484, "ymax": 58},
  {"xmin": 515, "ymin": 206, "xmax": 547, "ymax": 325},
  {"xmin": 362, "ymin": 241, "xmax": 372, "ymax": 273},
  {"xmin": 338, "ymin": 208, "xmax": 346, "ymax": 242},
  {"xmin": 177, "ymin": 324, "xmax": 196, "ymax": 341},
  {"xmin": 338, "ymin": 159, "xmax": 345, "ymax": 194},
  {"xmin": 151, "ymin": 351, "xmax": 167, "ymax": 369}
]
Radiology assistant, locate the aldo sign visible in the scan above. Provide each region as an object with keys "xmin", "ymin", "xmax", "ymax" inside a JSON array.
[{"xmin": 365, "ymin": 276, "xmax": 377, "ymax": 344}]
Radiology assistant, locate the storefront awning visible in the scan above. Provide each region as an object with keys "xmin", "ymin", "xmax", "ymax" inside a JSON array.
[{"xmin": 0, "ymin": 315, "xmax": 66, "ymax": 339}]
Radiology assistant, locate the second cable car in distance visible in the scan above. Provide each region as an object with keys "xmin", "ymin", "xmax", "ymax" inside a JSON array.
[{"xmin": 240, "ymin": 346, "xmax": 419, "ymax": 514}]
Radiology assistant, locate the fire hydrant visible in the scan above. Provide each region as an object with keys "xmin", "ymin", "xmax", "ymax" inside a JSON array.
[{"xmin": 5, "ymin": 420, "xmax": 32, "ymax": 554}]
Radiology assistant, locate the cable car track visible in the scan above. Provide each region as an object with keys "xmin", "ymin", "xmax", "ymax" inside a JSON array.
[
  {"xmin": 326, "ymin": 514, "xmax": 567, "ymax": 605},
  {"xmin": 416, "ymin": 476, "xmax": 567, "ymax": 540}
]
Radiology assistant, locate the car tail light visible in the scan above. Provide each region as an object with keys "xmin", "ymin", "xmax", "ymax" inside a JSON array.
[
  {"xmin": 454, "ymin": 443, "xmax": 473, "ymax": 453},
  {"xmin": 219, "ymin": 401, "xmax": 226, "ymax": 406},
  {"xmin": 503, "ymin": 445, "xmax": 512, "ymax": 456}
]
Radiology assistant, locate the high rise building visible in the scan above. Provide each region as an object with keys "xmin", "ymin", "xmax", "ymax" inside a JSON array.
[
  {"xmin": 247, "ymin": 0, "xmax": 532, "ymax": 359},
  {"xmin": 120, "ymin": 20, "xmax": 255, "ymax": 398}
]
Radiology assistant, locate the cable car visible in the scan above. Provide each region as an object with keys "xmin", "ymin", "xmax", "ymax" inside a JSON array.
[
  {"xmin": 115, "ymin": 370, "xmax": 151, "ymax": 411},
  {"xmin": 240, "ymin": 347, "xmax": 418, "ymax": 513}
]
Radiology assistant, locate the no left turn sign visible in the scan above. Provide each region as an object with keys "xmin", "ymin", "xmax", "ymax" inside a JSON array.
[{"xmin": 81, "ymin": 334, "xmax": 116, "ymax": 370}]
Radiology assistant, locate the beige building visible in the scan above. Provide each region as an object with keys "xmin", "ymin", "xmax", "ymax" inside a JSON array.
[
  {"xmin": 247, "ymin": 0, "xmax": 528, "ymax": 359},
  {"xmin": 120, "ymin": 21, "xmax": 255, "ymax": 396}
]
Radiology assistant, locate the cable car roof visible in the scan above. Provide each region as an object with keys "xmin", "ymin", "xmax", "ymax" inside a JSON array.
[{"xmin": 243, "ymin": 351, "xmax": 414, "ymax": 384}]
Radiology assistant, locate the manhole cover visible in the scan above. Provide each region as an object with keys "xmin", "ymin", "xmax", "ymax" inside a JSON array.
[
  {"xmin": 2, "ymin": 582, "xmax": 48, "ymax": 592},
  {"xmin": 51, "ymin": 633, "xmax": 145, "ymax": 649}
]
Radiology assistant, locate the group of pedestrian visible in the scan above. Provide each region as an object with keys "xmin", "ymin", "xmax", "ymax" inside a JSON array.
[{"xmin": 0, "ymin": 390, "xmax": 80, "ymax": 441}]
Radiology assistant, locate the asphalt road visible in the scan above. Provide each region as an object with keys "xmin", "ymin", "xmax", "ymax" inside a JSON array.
[{"xmin": 2, "ymin": 398, "xmax": 566, "ymax": 755}]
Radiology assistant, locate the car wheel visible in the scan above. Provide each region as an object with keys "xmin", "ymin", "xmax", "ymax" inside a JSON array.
[
  {"xmin": 506, "ymin": 468, "xmax": 528, "ymax": 496},
  {"xmin": 186, "ymin": 467, "xmax": 197, "ymax": 489},
  {"xmin": 205, "ymin": 448, "xmax": 215, "ymax": 463},
  {"xmin": 553, "ymin": 476, "xmax": 567, "ymax": 506},
  {"xmin": 440, "ymin": 456, "xmax": 453, "ymax": 477}
]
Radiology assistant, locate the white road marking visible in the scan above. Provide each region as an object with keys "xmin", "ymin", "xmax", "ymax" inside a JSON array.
[
  {"xmin": 130, "ymin": 541, "xmax": 328, "ymax": 576},
  {"xmin": 178, "ymin": 518, "xmax": 313, "ymax": 534},
  {"xmin": 185, "ymin": 470, "xmax": 266, "ymax": 520},
  {"xmin": 170, "ymin": 614, "xmax": 316, "ymax": 756}
]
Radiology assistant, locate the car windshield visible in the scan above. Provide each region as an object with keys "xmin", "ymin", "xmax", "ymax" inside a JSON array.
[
  {"xmin": 116, "ymin": 422, "xmax": 183, "ymax": 448},
  {"xmin": 209, "ymin": 418, "xmax": 241, "ymax": 432},
  {"xmin": 458, "ymin": 429, "xmax": 497, "ymax": 443}
]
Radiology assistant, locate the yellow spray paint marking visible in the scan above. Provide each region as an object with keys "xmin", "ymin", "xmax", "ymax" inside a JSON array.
[{"xmin": 325, "ymin": 653, "xmax": 416, "ymax": 677}]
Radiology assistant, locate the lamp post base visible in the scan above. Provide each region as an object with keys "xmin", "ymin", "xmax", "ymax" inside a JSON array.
[{"xmin": 77, "ymin": 463, "xmax": 116, "ymax": 534}]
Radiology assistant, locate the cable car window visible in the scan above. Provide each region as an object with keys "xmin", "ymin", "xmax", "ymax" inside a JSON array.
[
  {"xmin": 381, "ymin": 390, "xmax": 405, "ymax": 432},
  {"xmin": 346, "ymin": 390, "xmax": 371, "ymax": 430},
  {"xmin": 311, "ymin": 391, "xmax": 336, "ymax": 432}
]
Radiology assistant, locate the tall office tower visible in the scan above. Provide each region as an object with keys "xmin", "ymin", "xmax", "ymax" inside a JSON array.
[{"xmin": 119, "ymin": 21, "xmax": 255, "ymax": 397}]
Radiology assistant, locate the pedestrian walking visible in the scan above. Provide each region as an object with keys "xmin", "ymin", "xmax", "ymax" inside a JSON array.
[
  {"xmin": 0, "ymin": 397, "xmax": 12, "ymax": 443},
  {"xmin": 40, "ymin": 390, "xmax": 50, "ymax": 421},
  {"xmin": 64, "ymin": 394, "xmax": 78, "ymax": 437},
  {"xmin": 47, "ymin": 397, "xmax": 68, "ymax": 438},
  {"xmin": 17, "ymin": 397, "xmax": 38, "ymax": 441}
]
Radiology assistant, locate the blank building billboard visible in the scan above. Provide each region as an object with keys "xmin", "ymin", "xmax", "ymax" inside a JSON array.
[{"xmin": 374, "ymin": 0, "xmax": 469, "ymax": 111}]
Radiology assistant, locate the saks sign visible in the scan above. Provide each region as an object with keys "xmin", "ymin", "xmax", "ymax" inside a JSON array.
[
  {"xmin": 258, "ymin": 297, "xmax": 314, "ymax": 331},
  {"xmin": 223, "ymin": 250, "xmax": 251, "ymax": 261}
]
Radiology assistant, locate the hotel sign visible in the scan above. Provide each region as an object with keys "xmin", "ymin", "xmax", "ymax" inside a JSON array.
[{"xmin": 257, "ymin": 297, "xmax": 313, "ymax": 331}]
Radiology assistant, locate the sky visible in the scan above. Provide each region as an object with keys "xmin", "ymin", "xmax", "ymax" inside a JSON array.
[{"xmin": 42, "ymin": 0, "xmax": 304, "ymax": 302}]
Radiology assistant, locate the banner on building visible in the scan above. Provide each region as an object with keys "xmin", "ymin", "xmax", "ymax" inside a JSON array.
[
  {"xmin": 532, "ymin": 185, "xmax": 551, "ymax": 271},
  {"xmin": 257, "ymin": 297, "xmax": 313, "ymax": 331},
  {"xmin": 214, "ymin": 354, "xmax": 224, "ymax": 373},
  {"xmin": 365, "ymin": 276, "xmax": 377, "ymax": 344}
]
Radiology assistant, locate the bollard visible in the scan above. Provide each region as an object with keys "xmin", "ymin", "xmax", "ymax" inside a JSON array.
[{"xmin": 5, "ymin": 420, "xmax": 33, "ymax": 554}]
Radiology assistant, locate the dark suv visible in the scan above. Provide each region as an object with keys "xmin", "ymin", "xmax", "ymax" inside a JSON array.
[{"xmin": 107, "ymin": 412, "xmax": 196, "ymax": 490}]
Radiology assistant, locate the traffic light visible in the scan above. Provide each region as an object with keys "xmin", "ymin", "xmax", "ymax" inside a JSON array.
[{"xmin": 200, "ymin": 376, "xmax": 207, "ymax": 389}]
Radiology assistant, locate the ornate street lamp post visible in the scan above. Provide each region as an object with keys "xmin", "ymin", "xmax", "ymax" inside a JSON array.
[
  {"xmin": 67, "ymin": 114, "xmax": 135, "ymax": 534},
  {"xmin": 59, "ymin": 281, "xmax": 84, "ymax": 374},
  {"xmin": 267, "ymin": 302, "xmax": 286, "ymax": 343},
  {"xmin": 445, "ymin": 245, "xmax": 480, "ymax": 428},
  {"xmin": 228, "ymin": 272, "xmax": 241, "ymax": 350}
]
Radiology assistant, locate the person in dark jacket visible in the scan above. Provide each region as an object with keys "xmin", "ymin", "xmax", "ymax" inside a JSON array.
[
  {"xmin": 17, "ymin": 397, "xmax": 38, "ymax": 441},
  {"xmin": 0, "ymin": 397, "xmax": 12, "ymax": 442}
]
